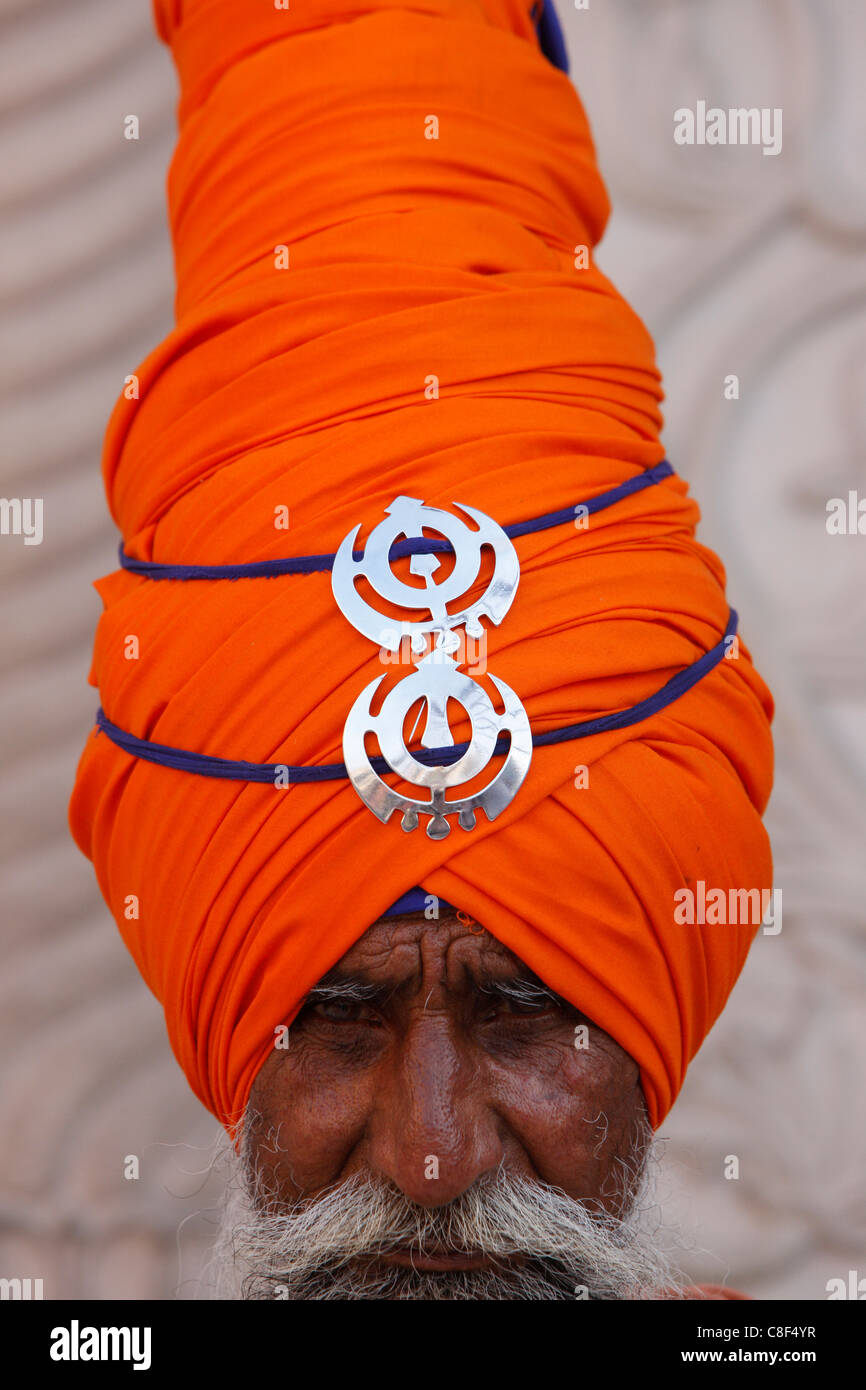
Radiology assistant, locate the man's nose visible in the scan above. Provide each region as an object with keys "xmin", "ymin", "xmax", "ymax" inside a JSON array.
[{"xmin": 363, "ymin": 1012, "xmax": 505, "ymax": 1206}]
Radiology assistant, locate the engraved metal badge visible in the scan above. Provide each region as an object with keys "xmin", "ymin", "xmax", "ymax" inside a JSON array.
[
  {"xmin": 342, "ymin": 650, "xmax": 532, "ymax": 839},
  {"xmin": 331, "ymin": 494, "xmax": 519, "ymax": 652},
  {"xmin": 332, "ymin": 496, "xmax": 532, "ymax": 836}
]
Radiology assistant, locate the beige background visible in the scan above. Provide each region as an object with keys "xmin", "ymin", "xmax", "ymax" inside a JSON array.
[{"xmin": 1, "ymin": 0, "xmax": 864, "ymax": 1299}]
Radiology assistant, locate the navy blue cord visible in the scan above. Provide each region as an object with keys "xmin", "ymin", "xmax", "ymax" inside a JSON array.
[
  {"xmin": 94, "ymin": 606, "xmax": 736, "ymax": 783},
  {"xmin": 118, "ymin": 460, "xmax": 674, "ymax": 581}
]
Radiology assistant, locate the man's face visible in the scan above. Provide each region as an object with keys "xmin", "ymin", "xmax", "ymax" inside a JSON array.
[
  {"xmin": 215, "ymin": 911, "xmax": 678, "ymax": 1299},
  {"xmin": 251, "ymin": 910, "xmax": 643, "ymax": 1212}
]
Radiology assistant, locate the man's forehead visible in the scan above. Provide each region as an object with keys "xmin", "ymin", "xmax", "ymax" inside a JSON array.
[{"xmin": 316, "ymin": 910, "xmax": 536, "ymax": 990}]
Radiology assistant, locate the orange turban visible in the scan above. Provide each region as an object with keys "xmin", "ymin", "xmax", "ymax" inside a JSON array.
[{"xmin": 70, "ymin": 0, "xmax": 774, "ymax": 1133}]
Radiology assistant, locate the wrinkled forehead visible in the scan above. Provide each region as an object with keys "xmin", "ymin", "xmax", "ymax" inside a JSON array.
[{"xmin": 312, "ymin": 910, "xmax": 548, "ymax": 997}]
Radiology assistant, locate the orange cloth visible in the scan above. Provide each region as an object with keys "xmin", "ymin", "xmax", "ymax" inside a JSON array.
[{"xmin": 69, "ymin": 0, "xmax": 774, "ymax": 1133}]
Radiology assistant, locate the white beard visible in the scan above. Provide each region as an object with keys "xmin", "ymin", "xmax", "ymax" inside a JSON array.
[{"xmin": 199, "ymin": 1111, "xmax": 688, "ymax": 1301}]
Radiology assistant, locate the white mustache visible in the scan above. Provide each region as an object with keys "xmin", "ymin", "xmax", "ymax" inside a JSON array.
[{"xmin": 203, "ymin": 1128, "xmax": 687, "ymax": 1300}]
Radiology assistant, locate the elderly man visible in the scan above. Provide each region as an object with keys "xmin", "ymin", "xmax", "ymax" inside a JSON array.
[
  {"xmin": 70, "ymin": 0, "xmax": 773, "ymax": 1299},
  {"xmin": 212, "ymin": 905, "xmax": 670, "ymax": 1299}
]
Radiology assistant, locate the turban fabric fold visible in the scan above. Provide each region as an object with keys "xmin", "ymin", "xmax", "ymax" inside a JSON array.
[{"xmin": 69, "ymin": 0, "xmax": 774, "ymax": 1132}]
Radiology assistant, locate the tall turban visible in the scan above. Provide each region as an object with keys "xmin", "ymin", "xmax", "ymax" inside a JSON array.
[{"xmin": 70, "ymin": 0, "xmax": 774, "ymax": 1133}]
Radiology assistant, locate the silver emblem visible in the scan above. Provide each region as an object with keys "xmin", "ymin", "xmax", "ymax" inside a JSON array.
[
  {"xmin": 331, "ymin": 494, "xmax": 520, "ymax": 652},
  {"xmin": 333, "ymin": 495, "xmax": 532, "ymax": 834},
  {"xmin": 342, "ymin": 651, "xmax": 532, "ymax": 839}
]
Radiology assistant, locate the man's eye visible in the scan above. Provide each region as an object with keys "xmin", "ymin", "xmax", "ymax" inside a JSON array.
[
  {"xmin": 312, "ymin": 1000, "xmax": 378, "ymax": 1023},
  {"xmin": 312, "ymin": 999, "xmax": 368, "ymax": 1022},
  {"xmin": 486, "ymin": 995, "xmax": 558, "ymax": 1018}
]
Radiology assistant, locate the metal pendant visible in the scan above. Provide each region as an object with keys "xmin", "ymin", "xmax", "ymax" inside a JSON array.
[
  {"xmin": 342, "ymin": 651, "xmax": 532, "ymax": 839},
  {"xmin": 331, "ymin": 494, "xmax": 520, "ymax": 652},
  {"xmin": 333, "ymin": 495, "xmax": 531, "ymax": 833}
]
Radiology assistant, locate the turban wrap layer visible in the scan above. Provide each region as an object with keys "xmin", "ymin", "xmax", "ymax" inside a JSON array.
[{"xmin": 69, "ymin": 0, "xmax": 774, "ymax": 1132}]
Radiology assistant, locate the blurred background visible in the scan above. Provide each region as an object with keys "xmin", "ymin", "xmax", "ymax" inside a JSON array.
[{"xmin": 1, "ymin": 0, "xmax": 864, "ymax": 1299}]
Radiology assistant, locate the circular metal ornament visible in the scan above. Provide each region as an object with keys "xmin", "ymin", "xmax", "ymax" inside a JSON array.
[
  {"xmin": 342, "ymin": 652, "xmax": 532, "ymax": 839},
  {"xmin": 331, "ymin": 494, "xmax": 519, "ymax": 651}
]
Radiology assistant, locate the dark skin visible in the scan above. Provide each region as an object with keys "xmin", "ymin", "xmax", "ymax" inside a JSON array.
[{"xmin": 249, "ymin": 910, "xmax": 645, "ymax": 1270}]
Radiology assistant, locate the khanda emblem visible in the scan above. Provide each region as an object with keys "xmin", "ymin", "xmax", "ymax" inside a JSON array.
[
  {"xmin": 331, "ymin": 495, "xmax": 532, "ymax": 838},
  {"xmin": 331, "ymin": 495, "xmax": 520, "ymax": 650},
  {"xmin": 342, "ymin": 648, "xmax": 532, "ymax": 840}
]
